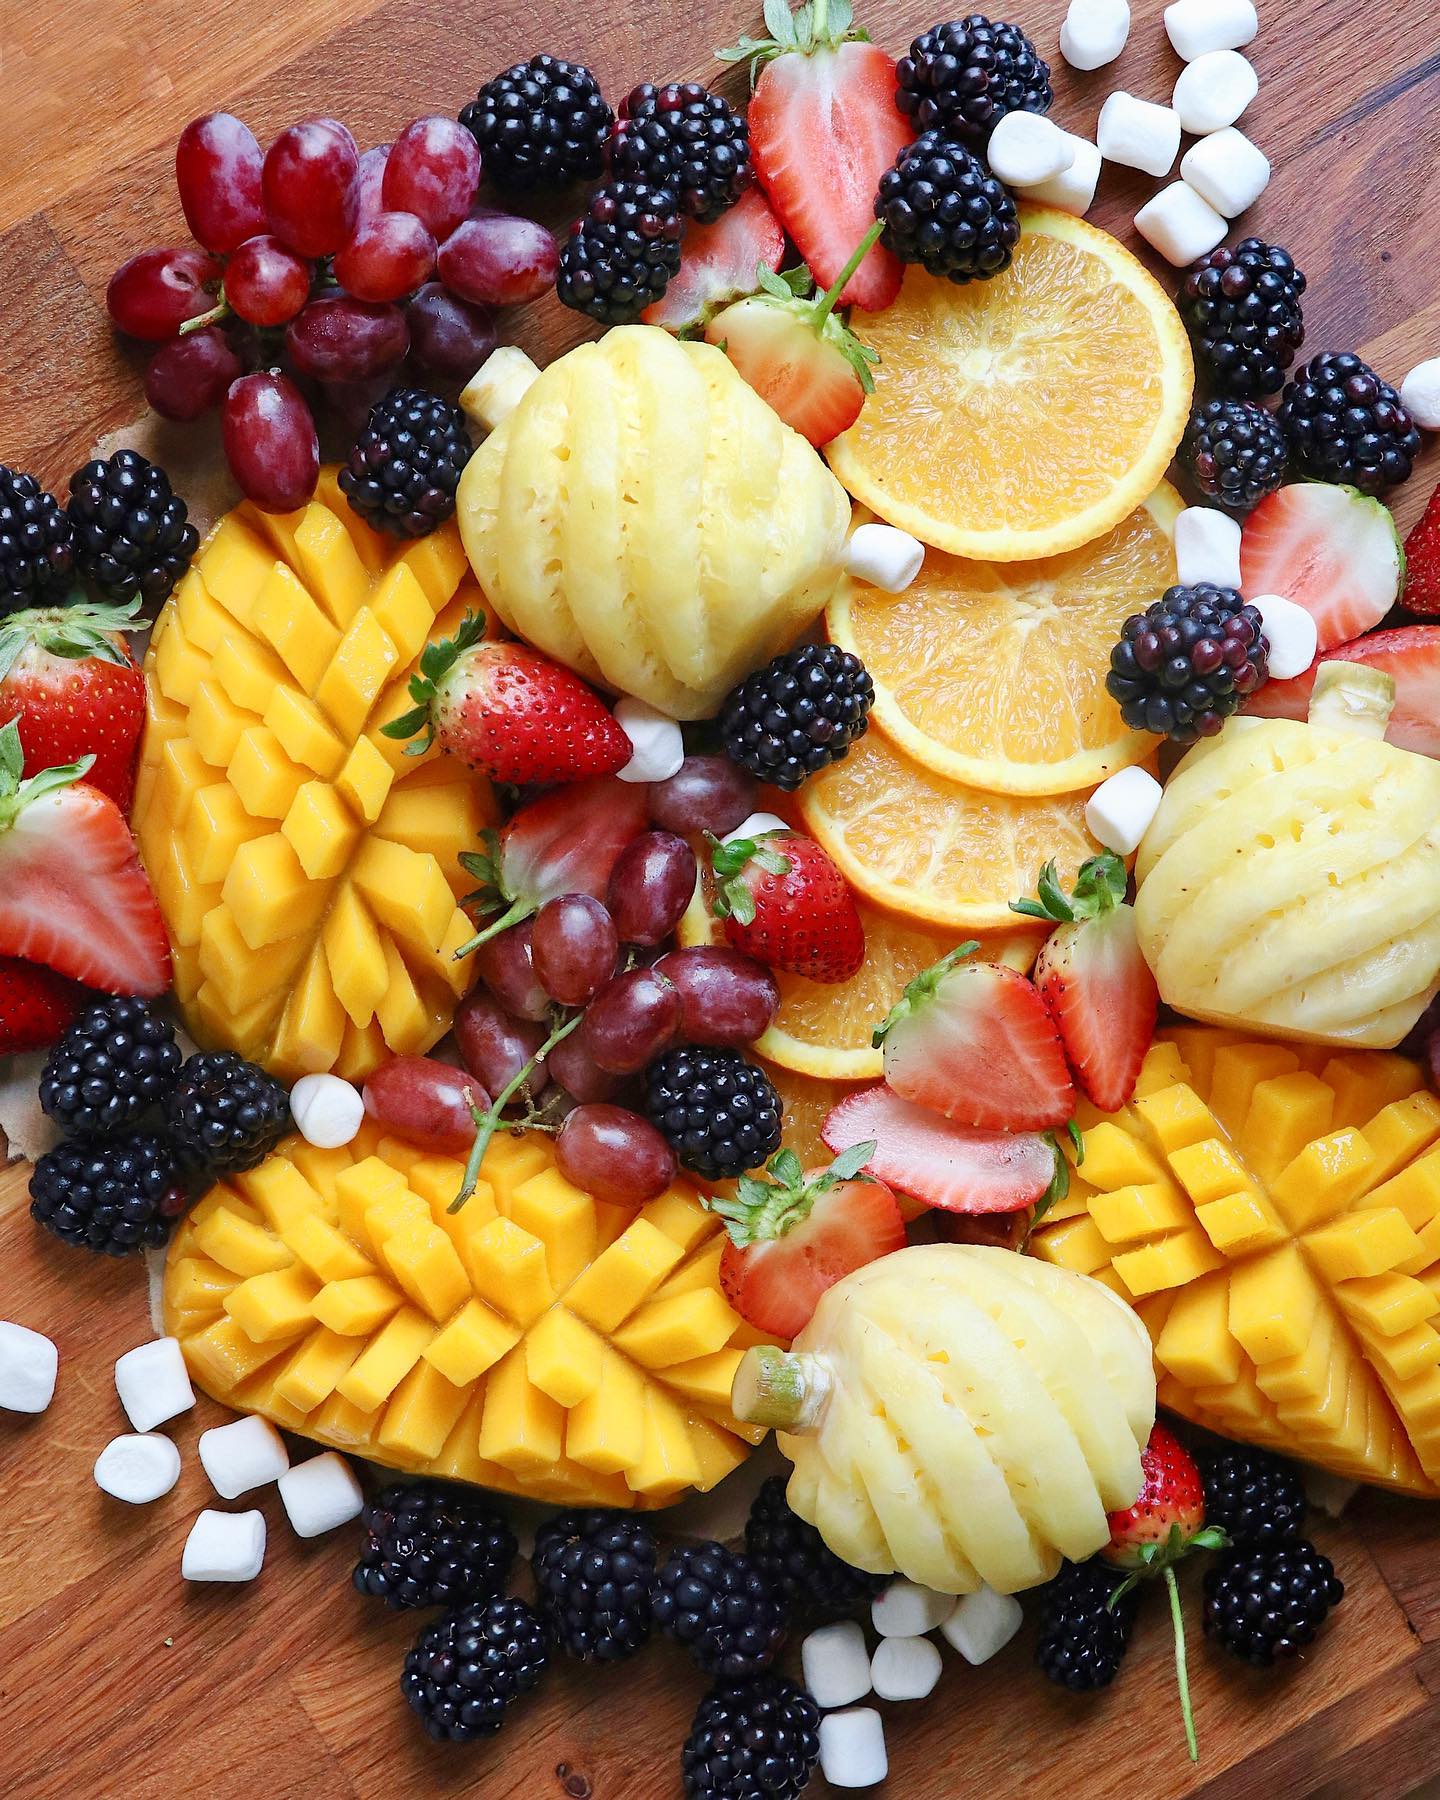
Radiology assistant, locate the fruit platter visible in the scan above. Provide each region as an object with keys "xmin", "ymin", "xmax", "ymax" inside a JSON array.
[{"xmin": 3, "ymin": 0, "xmax": 1440, "ymax": 1794}]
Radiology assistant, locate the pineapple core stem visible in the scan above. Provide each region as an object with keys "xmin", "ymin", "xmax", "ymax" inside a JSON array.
[
  {"xmin": 1307, "ymin": 660, "xmax": 1396, "ymax": 741},
  {"xmin": 731, "ymin": 1345, "xmax": 833, "ymax": 1432}
]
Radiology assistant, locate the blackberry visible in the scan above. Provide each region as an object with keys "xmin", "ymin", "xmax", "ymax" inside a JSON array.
[
  {"xmin": 744, "ymin": 1476, "xmax": 886, "ymax": 1620},
  {"xmin": 66, "ymin": 450, "xmax": 198, "ymax": 605},
  {"xmin": 531, "ymin": 1509, "xmax": 657, "ymax": 1662},
  {"xmin": 1203, "ymin": 1541, "xmax": 1343, "ymax": 1666},
  {"xmin": 1106, "ymin": 583, "xmax": 1269, "ymax": 745},
  {"xmin": 352, "ymin": 1480, "xmax": 517, "ymax": 1610},
  {"xmin": 1200, "ymin": 1448, "xmax": 1307, "ymax": 1550},
  {"xmin": 643, "ymin": 1046, "xmax": 782, "ymax": 1181},
  {"xmin": 39, "ymin": 996, "xmax": 183, "ymax": 1137},
  {"xmin": 30, "ymin": 1131, "xmax": 189, "ymax": 1255},
  {"xmin": 1035, "ymin": 1559, "xmax": 1140, "ymax": 1691},
  {"xmin": 896, "ymin": 15, "xmax": 1052, "ymax": 146},
  {"xmin": 338, "ymin": 389, "xmax": 471, "ymax": 539},
  {"xmin": 460, "ymin": 55, "xmax": 612, "ymax": 190},
  {"xmin": 875, "ymin": 130, "xmax": 1019, "ymax": 284},
  {"xmin": 556, "ymin": 182, "xmax": 683, "ymax": 325},
  {"xmin": 720, "ymin": 643, "xmax": 874, "ymax": 791},
  {"xmin": 0, "ymin": 466, "xmax": 74, "ymax": 615},
  {"xmin": 1181, "ymin": 399, "xmax": 1289, "ymax": 513},
  {"xmin": 652, "ymin": 1541, "xmax": 788, "ymax": 1678},
  {"xmin": 610, "ymin": 83, "xmax": 751, "ymax": 223},
  {"xmin": 1279, "ymin": 351, "xmax": 1421, "ymax": 496},
  {"xmin": 165, "ymin": 1050, "xmax": 290, "ymax": 1176},
  {"xmin": 1177, "ymin": 239, "xmax": 1307, "ymax": 400},
  {"xmin": 401, "ymin": 1596, "xmax": 550, "ymax": 1741},
  {"xmin": 681, "ymin": 1674, "xmax": 821, "ymax": 1800}
]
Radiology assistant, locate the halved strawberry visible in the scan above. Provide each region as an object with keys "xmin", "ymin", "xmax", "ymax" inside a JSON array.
[
  {"xmin": 642, "ymin": 189, "xmax": 786, "ymax": 332},
  {"xmin": 1240, "ymin": 483, "xmax": 1403, "ymax": 653},
  {"xmin": 821, "ymin": 1083, "xmax": 1060, "ymax": 1214},
  {"xmin": 1403, "ymin": 482, "xmax": 1440, "ymax": 616},
  {"xmin": 0, "ymin": 956, "xmax": 86, "ymax": 1054},
  {"xmin": 1243, "ymin": 625, "xmax": 1440, "ymax": 756}
]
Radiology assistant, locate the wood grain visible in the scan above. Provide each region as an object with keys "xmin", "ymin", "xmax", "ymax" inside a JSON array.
[{"xmin": 2, "ymin": 0, "xmax": 1440, "ymax": 1795}]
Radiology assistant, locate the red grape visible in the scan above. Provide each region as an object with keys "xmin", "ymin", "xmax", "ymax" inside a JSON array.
[
  {"xmin": 284, "ymin": 294, "xmax": 408, "ymax": 381},
  {"xmin": 474, "ymin": 921, "xmax": 551, "ymax": 1021},
  {"xmin": 580, "ymin": 969, "xmax": 681, "ymax": 1074},
  {"xmin": 226, "ymin": 234, "xmax": 313, "ymax": 326},
  {"xmin": 175, "ymin": 113, "xmax": 266, "ymax": 252},
  {"xmin": 145, "ymin": 327, "xmax": 243, "ymax": 421},
  {"xmin": 262, "ymin": 119, "xmax": 359, "ymax": 256},
  {"xmin": 405, "ymin": 282, "xmax": 497, "ymax": 379},
  {"xmin": 455, "ymin": 990, "xmax": 550, "ymax": 1103},
  {"xmin": 437, "ymin": 215, "xmax": 559, "ymax": 307},
  {"xmin": 333, "ymin": 211, "xmax": 438, "ymax": 302},
  {"xmin": 607, "ymin": 831, "xmax": 697, "ymax": 945},
  {"xmin": 649, "ymin": 756, "xmax": 758, "ymax": 837},
  {"xmin": 531, "ymin": 894, "xmax": 619, "ymax": 1006},
  {"xmin": 556, "ymin": 1105, "xmax": 677, "ymax": 1205},
  {"xmin": 382, "ymin": 116, "xmax": 482, "ymax": 240},
  {"xmin": 352, "ymin": 144, "xmax": 391, "ymax": 224},
  {"xmin": 362, "ymin": 1056, "xmax": 489, "ymax": 1153},
  {"xmin": 317, "ymin": 373, "xmax": 394, "ymax": 438},
  {"xmin": 222, "ymin": 372, "xmax": 319, "ymax": 512},
  {"xmin": 546, "ymin": 1030, "xmax": 621, "ymax": 1104},
  {"xmin": 106, "ymin": 246, "xmax": 221, "ymax": 341},
  {"xmin": 653, "ymin": 947, "xmax": 780, "ymax": 1047}
]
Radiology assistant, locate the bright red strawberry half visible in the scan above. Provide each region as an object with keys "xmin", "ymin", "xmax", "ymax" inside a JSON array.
[
  {"xmin": 1013, "ymin": 853, "xmax": 1158, "ymax": 1113},
  {"xmin": 1239, "ymin": 483, "xmax": 1403, "ymax": 653},
  {"xmin": 383, "ymin": 610, "xmax": 631, "ymax": 785},
  {"xmin": 0, "ymin": 955, "xmax": 86, "ymax": 1055},
  {"xmin": 1243, "ymin": 623, "xmax": 1440, "ymax": 755},
  {"xmin": 1403, "ymin": 482, "xmax": 1440, "ymax": 617},
  {"xmin": 723, "ymin": 0, "xmax": 910, "ymax": 312},
  {"xmin": 0, "ymin": 721, "xmax": 170, "ymax": 994},
  {"xmin": 710, "ymin": 826, "xmax": 865, "ymax": 982},
  {"xmin": 642, "ymin": 188, "xmax": 786, "ymax": 332},
  {"xmin": 711, "ymin": 1140, "xmax": 905, "ymax": 1336},
  {"xmin": 0, "ymin": 600, "xmax": 146, "ymax": 812}
]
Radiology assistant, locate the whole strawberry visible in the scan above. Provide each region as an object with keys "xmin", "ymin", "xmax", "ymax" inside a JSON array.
[
  {"xmin": 1403, "ymin": 482, "xmax": 1440, "ymax": 617},
  {"xmin": 383, "ymin": 610, "xmax": 631, "ymax": 785},
  {"xmin": 709, "ymin": 827, "xmax": 864, "ymax": 983}
]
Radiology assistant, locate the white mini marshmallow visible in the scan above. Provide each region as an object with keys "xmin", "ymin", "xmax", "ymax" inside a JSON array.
[
  {"xmin": 871, "ymin": 1634, "xmax": 943, "ymax": 1702},
  {"xmin": 1180, "ymin": 128, "xmax": 1270, "ymax": 217},
  {"xmin": 722, "ymin": 811, "xmax": 790, "ymax": 846},
  {"xmin": 278, "ymin": 1452, "xmax": 366, "ymax": 1537},
  {"xmin": 819, "ymin": 1709, "xmax": 888, "ymax": 1789},
  {"xmin": 1134, "ymin": 182, "xmax": 1227, "ymax": 266},
  {"xmin": 802, "ymin": 1621, "xmax": 873, "ymax": 1708},
  {"xmin": 94, "ymin": 1433, "xmax": 182, "ymax": 1504},
  {"xmin": 1400, "ymin": 358, "xmax": 1440, "ymax": 430},
  {"xmin": 845, "ymin": 523, "xmax": 925, "ymax": 593},
  {"xmin": 1164, "ymin": 0, "xmax": 1258, "ymax": 61},
  {"xmin": 986, "ymin": 112, "xmax": 1076, "ymax": 187},
  {"xmin": 289, "ymin": 1073, "xmax": 364, "ymax": 1149},
  {"xmin": 199, "ymin": 1414, "xmax": 291, "ymax": 1499},
  {"xmin": 0, "ymin": 1320, "xmax": 58, "ymax": 1413},
  {"xmin": 1251, "ymin": 593, "xmax": 1318, "ymax": 680},
  {"xmin": 1085, "ymin": 766, "xmax": 1164, "ymax": 857},
  {"xmin": 1175, "ymin": 507, "xmax": 1244, "ymax": 588},
  {"xmin": 872, "ymin": 1579, "xmax": 953, "ymax": 1638},
  {"xmin": 941, "ymin": 1585, "xmax": 1024, "ymax": 1664},
  {"xmin": 1024, "ymin": 134, "xmax": 1103, "ymax": 216},
  {"xmin": 114, "ymin": 1337, "xmax": 194, "ymax": 1434},
  {"xmin": 1096, "ymin": 93, "xmax": 1182, "ymax": 177},
  {"xmin": 1059, "ymin": 0, "xmax": 1130, "ymax": 70},
  {"xmin": 182, "ymin": 1508, "xmax": 267, "ymax": 1582},
  {"xmin": 1173, "ymin": 51, "xmax": 1259, "ymax": 135},
  {"xmin": 614, "ymin": 695, "xmax": 685, "ymax": 784}
]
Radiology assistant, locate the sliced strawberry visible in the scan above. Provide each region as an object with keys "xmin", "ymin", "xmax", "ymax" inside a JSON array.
[
  {"xmin": 642, "ymin": 189, "xmax": 786, "ymax": 332},
  {"xmin": 1239, "ymin": 483, "xmax": 1403, "ymax": 653},
  {"xmin": 0, "ymin": 956, "xmax": 86, "ymax": 1054},
  {"xmin": 821, "ymin": 1083, "xmax": 1058, "ymax": 1214},
  {"xmin": 711, "ymin": 826, "xmax": 865, "ymax": 982},
  {"xmin": 1403, "ymin": 482, "xmax": 1440, "ymax": 616},
  {"xmin": 1243, "ymin": 625, "xmax": 1440, "ymax": 756}
]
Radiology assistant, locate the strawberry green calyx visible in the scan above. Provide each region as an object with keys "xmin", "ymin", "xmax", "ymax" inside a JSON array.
[
  {"xmin": 735, "ymin": 224, "xmax": 886, "ymax": 395},
  {"xmin": 708, "ymin": 828, "xmax": 794, "ymax": 927},
  {"xmin": 871, "ymin": 939, "xmax": 981, "ymax": 1047},
  {"xmin": 0, "ymin": 718, "xmax": 92, "ymax": 829},
  {"xmin": 1107, "ymin": 1532, "xmax": 1225, "ymax": 1765},
  {"xmin": 0, "ymin": 598, "xmax": 141, "ymax": 683},
  {"xmin": 1031, "ymin": 1121, "xmax": 1084, "ymax": 1230},
  {"xmin": 455, "ymin": 826, "xmax": 530, "ymax": 954},
  {"xmin": 382, "ymin": 608, "xmax": 488, "ymax": 756},
  {"xmin": 1010, "ymin": 851, "xmax": 1128, "ymax": 925},
  {"xmin": 707, "ymin": 1140, "xmax": 877, "ymax": 1247},
  {"xmin": 717, "ymin": 0, "xmax": 869, "ymax": 80}
]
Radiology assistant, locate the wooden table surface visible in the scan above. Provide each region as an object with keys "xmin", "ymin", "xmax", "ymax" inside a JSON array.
[{"xmin": 3, "ymin": 1, "xmax": 1440, "ymax": 1796}]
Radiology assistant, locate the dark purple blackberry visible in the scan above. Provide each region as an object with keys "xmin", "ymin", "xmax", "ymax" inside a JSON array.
[
  {"xmin": 1035, "ymin": 1559, "xmax": 1140, "ymax": 1691},
  {"xmin": 1106, "ymin": 583, "xmax": 1269, "ymax": 744},
  {"xmin": 556, "ymin": 182, "xmax": 684, "ymax": 325},
  {"xmin": 744, "ymin": 1476, "xmax": 886, "ymax": 1620},
  {"xmin": 39, "ymin": 995, "xmax": 182, "ymax": 1137},
  {"xmin": 164, "ymin": 1049, "xmax": 290, "ymax": 1176},
  {"xmin": 1181, "ymin": 399, "xmax": 1289, "ymax": 513},
  {"xmin": 1203, "ymin": 1541, "xmax": 1343, "ymax": 1666},
  {"xmin": 352, "ymin": 1480, "xmax": 516, "ymax": 1610},
  {"xmin": 720, "ymin": 643, "xmax": 874, "ymax": 792},
  {"xmin": 682, "ymin": 1674, "xmax": 821, "ymax": 1800},
  {"xmin": 643, "ymin": 1047, "xmax": 782, "ymax": 1181},
  {"xmin": 401, "ymin": 1596, "xmax": 550, "ymax": 1741},
  {"xmin": 875, "ymin": 130, "xmax": 1019, "ymax": 284},
  {"xmin": 1279, "ymin": 352, "xmax": 1421, "ymax": 496},
  {"xmin": 459, "ymin": 55, "xmax": 613, "ymax": 190},
  {"xmin": 30, "ymin": 1131, "xmax": 189, "ymax": 1255},
  {"xmin": 610, "ymin": 83, "xmax": 751, "ymax": 223},
  {"xmin": 0, "ymin": 466, "xmax": 74, "ymax": 616},
  {"xmin": 652, "ymin": 1541, "xmax": 788, "ymax": 1678},
  {"xmin": 66, "ymin": 450, "xmax": 198, "ymax": 605},
  {"xmin": 338, "ymin": 388, "xmax": 471, "ymax": 539},
  {"xmin": 1177, "ymin": 239, "xmax": 1307, "ymax": 400},
  {"xmin": 1200, "ymin": 1448, "xmax": 1307, "ymax": 1550},
  {"xmin": 531, "ymin": 1509, "xmax": 657, "ymax": 1662},
  {"xmin": 896, "ymin": 15, "xmax": 1052, "ymax": 146}
]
